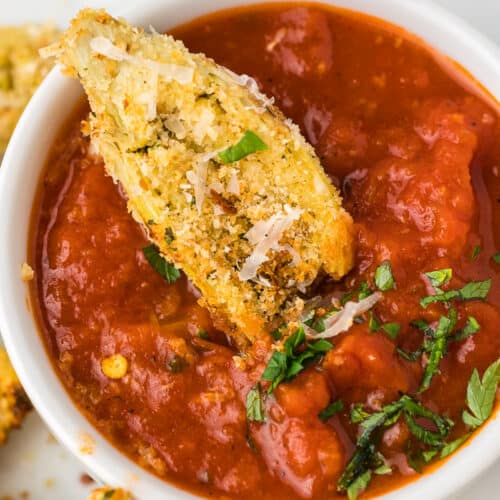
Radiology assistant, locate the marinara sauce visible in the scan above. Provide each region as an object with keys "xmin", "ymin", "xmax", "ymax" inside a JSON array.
[{"xmin": 31, "ymin": 3, "xmax": 500, "ymax": 499}]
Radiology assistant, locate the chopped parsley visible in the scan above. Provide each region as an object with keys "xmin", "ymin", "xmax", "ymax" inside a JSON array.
[
  {"xmin": 167, "ymin": 355, "xmax": 187, "ymax": 373},
  {"xmin": 492, "ymin": 253, "xmax": 500, "ymax": 264},
  {"xmin": 419, "ymin": 315, "xmax": 453, "ymax": 392},
  {"xmin": 471, "ymin": 245, "xmax": 482, "ymax": 261},
  {"xmin": 400, "ymin": 309, "xmax": 481, "ymax": 392},
  {"xmin": 449, "ymin": 316, "xmax": 480, "ymax": 342},
  {"xmin": 102, "ymin": 491, "xmax": 116, "ymax": 500},
  {"xmin": 358, "ymin": 281, "xmax": 373, "ymax": 300},
  {"xmin": 261, "ymin": 327, "xmax": 333, "ymax": 393},
  {"xmin": 246, "ymin": 383, "xmax": 266, "ymax": 423},
  {"xmin": 143, "ymin": 244, "xmax": 180, "ymax": 283},
  {"xmin": 369, "ymin": 312, "xmax": 400, "ymax": 339},
  {"xmin": 303, "ymin": 305, "xmax": 339, "ymax": 333},
  {"xmin": 462, "ymin": 359, "xmax": 500, "ymax": 429},
  {"xmin": 319, "ymin": 400, "xmax": 344, "ymax": 422},
  {"xmin": 381, "ymin": 322, "xmax": 400, "ymax": 339},
  {"xmin": 424, "ymin": 268, "xmax": 452, "ymax": 293},
  {"xmin": 164, "ymin": 227, "xmax": 175, "ymax": 244},
  {"xmin": 347, "ymin": 470, "xmax": 371, "ymax": 500},
  {"xmin": 420, "ymin": 279, "xmax": 491, "ymax": 308},
  {"xmin": 341, "ymin": 281, "xmax": 373, "ymax": 305},
  {"xmin": 218, "ymin": 130, "xmax": 267, "ymax": 163},
  {"xmin": 197, "ymin": 329, "xmax": 210, "ymax": 340},
  {"xmin": 270, "ymin": 324, "xmax": 286, "ymax": 341},
  {"xmin": 338, "ymin": 395, "xmax": 452, "ymax": 498},
  {"xmin": 374, "ymin": 261, "xmax": 395, "ymax": 291},
  {"xmin": 439, "ymin": 434, "xmax": 471, "ymax": 459}
]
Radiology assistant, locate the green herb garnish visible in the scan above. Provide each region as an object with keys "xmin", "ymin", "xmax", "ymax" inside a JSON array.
[
  {"xmin": 462, "ymin": 359, "xmax": 500, "ymax": 429},
  {"xmin": 270, "ymin": 324, "xmax": 286, "ymax": 341},
  {"xmin": 319, "ymin": 400, "xmax": 344, "ymax": 422},
  {"xmin": 358, "ymin": 281, "xmax": 373, "ymax": 300},
  {"xmin": 218, "ymin": 130, "xmax": 267, "ymax": 163},
  {"xmin": 449, "ymin": 316, "xmax": 480, "ymax": 342},
  {"xmin": 382, "ymin": 323, "xmax": 400, "ymax": 339},
  {"xmin": 347, "ymin": 470, "xmax": 371, "ymax": 500},
  {"xmin": 246, "ymin": 383, "xmax": 266, "ymax": 423},
  {"xmin": 439, "ymin": 434, "xmax": 471, "ymax": 459},
  {"xmin": 261, "ymin": 327, "xmax": 333, "ymax": 393},
  {"xmin": 374, "ymin": 261, "xmax": 395, "ymax": 291},
  {"xmin": 419, "ymin": 315, "xmax": 452, "ymax": 392},
  {"xmin": 164, "ymin": 227, "xmax": 175, "ymax": 244},
  {"xmin": 304, "ymin": 306, "xmax": 339, "ymax": 333},
  {"xmin": 400, "ymin": 310, "xmax": 480, "ymax": 392},
  {"xmin": 420, "ymin": 279, "xmax": 491, "ymax": 308},
  {"xmin": 246, "ymin": 434, "xmax": 258, "ymax": 453},
  {"xmin": 197, "ymin": 329, "xmax": 210, "ymax": 340},
  {"xmin": 338, "ymin": 395, "xmax": 452, "ymax": 497},
  {"xmin": 492, "ymin": 253, "xmax": 500, "ymax": 264},
  {"xmin": 424, "ymin": 268, "xmax": 452, "ymax": 293},
  {"xmin": 369, "ymin": 312, "xmax": 399, "ymax": 339},
  {"xmin": 143, "ymin": 244, "xmax": 180, "ymax": 283},
  {"xmin": 471, "ymin": 245, "xmax": 482, "ymax": 261},
  {"xmin": 167, "ymin": 355, "xmax": 186, "ymax": 373}
]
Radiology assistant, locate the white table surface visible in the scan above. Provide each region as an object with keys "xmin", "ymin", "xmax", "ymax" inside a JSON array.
[{"xmin": 1, "ymin": 0, "xmax": 499, "ymax": 498}]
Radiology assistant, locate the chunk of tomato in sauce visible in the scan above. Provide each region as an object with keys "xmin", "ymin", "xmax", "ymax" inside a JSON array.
[
  {"xmin": 323, "ymin": 328, "xmax": 420, "ymax": 406},
  {"xmin": 251, "ymin": 371, "xmax": 346, "ymax": 498}
]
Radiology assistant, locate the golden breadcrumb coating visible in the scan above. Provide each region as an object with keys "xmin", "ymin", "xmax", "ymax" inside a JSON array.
[
  {"xmin": 0, "ymin": 23, "xmax": 58, "ymax": 153},
  {"xmin": 44, "ymin": 9, "xmax": 354, "ymax": 346},
  {"xmin": 0, "ymin": 347, "xmax": 31, "ymax": 444}
]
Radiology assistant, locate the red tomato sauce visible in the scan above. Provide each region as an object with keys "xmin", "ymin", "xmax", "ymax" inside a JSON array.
[{"xmin": 30, "ymin": 3, "xmax": 500, "ymax": 499}]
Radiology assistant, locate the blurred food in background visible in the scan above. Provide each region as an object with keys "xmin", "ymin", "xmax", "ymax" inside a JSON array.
[{"xmin": 0, "ymin": 23, "xmax": 59, "ymax": 153}]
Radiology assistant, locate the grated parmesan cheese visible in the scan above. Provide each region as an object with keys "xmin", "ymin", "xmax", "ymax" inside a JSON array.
[
  {"xmin": 216, "ymin": 66, "xmax": 274, "ymax": 112},
  {"xmin": 186, "ymin": 160, "xmax": 208, "ymax": 214},
  {"xmin": 238, "ymin": 206, "xmax": 303, "ymax": 281},
  {"xmin": 227, "ymin": 171, "xmax": 240, "ymax": 195},
  {"xmin": 304, "ymin": 293, "xmax": 382, "ymax": 339},
  {"xmin": 89, "ymin": 36, "xmax": 194, "ymax": 120},
  {"xmin": 90, "ymin": 36, "xmax": 194, "ymax": 83}
]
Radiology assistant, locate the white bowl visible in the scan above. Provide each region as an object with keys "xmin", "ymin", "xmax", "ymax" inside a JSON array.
[{"xmin": 1, "ymin": 0, "xmax": 499, "ymax": 498}]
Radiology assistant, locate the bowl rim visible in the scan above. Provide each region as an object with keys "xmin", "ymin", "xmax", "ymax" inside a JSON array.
[{"xmin": 1, "ymin": 0, "xmax": 500, "ymax": 499}]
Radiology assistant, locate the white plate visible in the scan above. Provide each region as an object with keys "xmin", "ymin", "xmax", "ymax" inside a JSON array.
[{"xmin": 0, "ymin": 0, "xmax": 499, "ymax": 498}]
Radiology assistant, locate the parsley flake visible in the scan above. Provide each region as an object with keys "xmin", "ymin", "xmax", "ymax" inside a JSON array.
[
  {"xmin": 261, "ymin": 327, "xmax": 333, "ymax": 393},
  {"xmin": 439, "ymin": 434, "xmax": 471, "ymax": 459},
  {"xmin": 420, "ymin": 279, "xmax": 491, "ymax": 308},
  {"xmin": 338, "ymin": 395, "xmax": 452, "ymax": 497},
  {"xmin": 347, "ymin": 470, "xmax": 371, "ymax": 500},
  {"xmin": 218, "ymin": 130, "xmax": 267, "ymax": 163},
  {"xmin": 374, "ymin": 261, "xmax": 395, "ymax": 291},
  {"xmin": 319, "ymin": 400, "xmax": 344, "ymax": 422},
  {"xmin": 164, "ymin": 227, "xmax": 175, "ymax": 244},
  {"xmin": 419, "ymin": 315, "xmax": 452, "ymax": 392},
  {"xmin": 143, "ymin": 244, "xmax": 180, "ymax": 283},
  {"xmin": 471, "ymin": 245, "xmax": 482, "ymax": 261},
  {"xmin": 492, "ymin": 253, "xmax": 500, "ymax": 264},
  {"xmin": 450, "ymin": 316, "xmax": 480, "ymax": 342},
  {"xmin": 369, "ymin": 312, "xmax": 399, "ymax": 339},
  {"xmin": 246, "ymin": 383, "xmax": 266, "ymax": 423},
  {"xmin": 424, "ymin": 268, "xmax": 452, "ymax": 292},
  {"xmin": 462, "ymin": 359, "xmax": 500, "ymax": 429}
]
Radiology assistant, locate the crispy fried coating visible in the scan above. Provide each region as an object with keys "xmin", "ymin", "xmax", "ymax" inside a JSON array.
[
  {"xmin": 44, "ymin": 9, "xmax": 354, "ymax": 345},
  {"xmin": 88, "ymin": 488, "xmax": 132, "ymax": 500},
  {"xmin": 0, "ymin": 347, "xmax": 31, "ymax": 444},
  {"xmin": 0, "ymin": 23, "xmax": 58, "ymax": 153}
]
